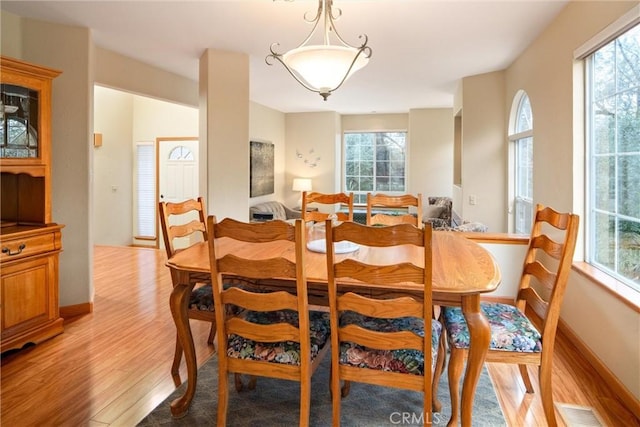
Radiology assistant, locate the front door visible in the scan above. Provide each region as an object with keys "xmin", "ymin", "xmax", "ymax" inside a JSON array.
[{"xmin": 157, "ymin": 137, "xmax": 199, "ymax": 250}]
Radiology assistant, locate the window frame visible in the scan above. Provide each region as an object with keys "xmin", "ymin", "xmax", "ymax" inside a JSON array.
[
  {"xmin": 508, "ymin": 91, "xmax": 534, "ymax": 234},
  {"xmin": 342, "ymin": 130, "xmax": 408, "ymax": 205},
  {"xmin": 585, "ymin": 24, "xmax": 640, "ymax": 293}
]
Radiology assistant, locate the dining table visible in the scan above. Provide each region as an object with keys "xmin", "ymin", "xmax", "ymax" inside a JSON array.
[{"xmin": 165, "ymin": 230, "xmax": 501, "ymax": 426}]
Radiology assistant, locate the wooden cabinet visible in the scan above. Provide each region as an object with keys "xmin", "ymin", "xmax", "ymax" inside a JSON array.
[{"xmin": 0, "ymin": 56, "xmax": 64, "ymax": 353}]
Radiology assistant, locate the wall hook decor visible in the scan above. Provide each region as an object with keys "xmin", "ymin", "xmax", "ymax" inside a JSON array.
[{"xmin": 296, "ymin": 148, "xmax": 320, "ymax": 168}]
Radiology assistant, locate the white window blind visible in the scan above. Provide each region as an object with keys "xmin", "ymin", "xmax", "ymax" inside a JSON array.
[{"xmin": 136, "ymin": 144, "xmax": 155, "ymax": 237}]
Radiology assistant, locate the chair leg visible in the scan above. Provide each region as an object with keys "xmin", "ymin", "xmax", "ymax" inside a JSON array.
[
  {"xmin": 432, "ymin": 328, "xmax": 447, "ymax": 412},
  {"xmin": 207, "ymin": 320, "xmax": 216, "ymax": 345},
  {"xmin": 330, "ymin": 362, "xmax": 342, "ymax": 426},
  {"xmin": 539, "ymin": 363, "xmax": 558, "ymax": 427},
  {"xmin": 247, "ymin": 375, "xmax": 257, "ymax": 390},
  {"xmin": 300, "ymin": 374, "xmax": 312, "ymax": 427},
  {"xmin": 519, "ymin": 364, "xmax": 534, "ymax": 393},
  {"xmin": 171, "ymin": 333, "xmax": 183, "ymax": 378},
  {"xmin": 447, "ymin": 347, "xmax": 465, "ymax": 427},
  {"xmin": 341, "ymin": 381, "xmax": 351, "ymax": 398},
  {"xmin": 234, "ymin": 373, "xmax": 244, "ymax": 392},
  {"xmin": 217, "ymin": 365, "xmax": 230, "ymax": 426}
]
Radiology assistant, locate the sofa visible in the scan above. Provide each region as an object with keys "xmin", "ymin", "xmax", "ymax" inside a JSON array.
[
  {"xmin": 422, "ymin": 196, "xmax": 453, "ymax": 229},
  {"xmin": 422, "ymin": 196, "xmax": 488, "ymax": 232},
  {"xmin": 249, "ymin": 201, "xmax": 301, "ymax": 222}
]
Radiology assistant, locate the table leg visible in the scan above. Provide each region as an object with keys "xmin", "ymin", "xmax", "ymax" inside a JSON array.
[
  {"xmin": 459, "ymin": 294, "xmax": 490, "ymax": 427},
  {"xmin": 169, "ymin": 282, "xmax": 197, "ymax": 418}
]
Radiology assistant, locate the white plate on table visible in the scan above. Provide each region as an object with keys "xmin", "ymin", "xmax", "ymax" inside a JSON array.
[{"xmin": 307, "ymin": 239, "xmax": 359, "ymax": 254}]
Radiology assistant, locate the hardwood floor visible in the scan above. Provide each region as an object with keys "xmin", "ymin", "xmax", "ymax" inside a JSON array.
[{"xmin": 1, "ymin": 245, "xmax": 638, "ymax": 426}]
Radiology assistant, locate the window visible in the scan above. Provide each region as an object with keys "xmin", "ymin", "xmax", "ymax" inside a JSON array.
[
  {"xmin": 344, "ymin": 131, "xmax": 407, "ymax": 205},
  {"xmin": 587, "ymin": 24, "xmax": 640, "ymax": 291},
  {"xmin": 168, "ymin": 145, "xmax": 194, "ymax": 161},
  {"xmin": 136, "ymin": 143, "xmax": 155, "ymax": 238},
  {"xmin": 509, "ymin": 91, "xmax": 534, "ymax": 234}
]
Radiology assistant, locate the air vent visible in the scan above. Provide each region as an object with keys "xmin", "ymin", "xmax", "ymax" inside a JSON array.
[{"xmin": 556, "ymin": 403, "xmax": 605, "ymax": 426}]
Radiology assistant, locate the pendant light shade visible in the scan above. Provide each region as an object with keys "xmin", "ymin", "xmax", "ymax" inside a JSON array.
[{"xmin": 267, "ymin": 0, "xmax": 372, "ymax": 101}]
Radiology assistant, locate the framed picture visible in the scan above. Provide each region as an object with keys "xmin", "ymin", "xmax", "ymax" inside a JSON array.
[{"xmin": 250, "ymin": 141, "xmax": 274, "ymax": 197}]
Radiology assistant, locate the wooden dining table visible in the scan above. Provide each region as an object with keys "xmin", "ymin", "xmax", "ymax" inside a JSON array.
[{"xmin": 166, "ymin": 230, "xmax": 501, "ymax": 426}]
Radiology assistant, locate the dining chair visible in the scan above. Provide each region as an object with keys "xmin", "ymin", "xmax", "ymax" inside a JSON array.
[
  {"xmin": 158, "ymin": 197, "xmax": 216, "ymax": 379},
  {"xmin": 366, "ymin": 193, "xmax": 423, "ymax": 228},
  {"xmin": 301, "ymin": 191, "xmax": 354, "ymax": 222},
  {"xmin": 325, "ymin": 220, "xmax": 441, "ymax": 426},
  {"xmin": 207, "ymin": 216, "xmax": 331, "ymax": 426},
  {"xmin": 435, "ymin": 204, "xmax": 579, "ymax": 427}
]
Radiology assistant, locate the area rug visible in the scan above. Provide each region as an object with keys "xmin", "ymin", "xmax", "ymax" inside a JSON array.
[{"xmin": 139, "ymin": 355, "xmax": 505, "ymax": 426}]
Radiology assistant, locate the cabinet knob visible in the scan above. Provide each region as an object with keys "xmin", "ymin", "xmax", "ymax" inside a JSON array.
[{"xmin": 2, "ymin": 243, "xmax": 26, "ymax": 256}]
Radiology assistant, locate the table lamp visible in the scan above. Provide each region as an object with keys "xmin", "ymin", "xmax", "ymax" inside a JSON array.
[{"xmin": 292, "ymin": 178, "xmax": 312, "ymax": 209}]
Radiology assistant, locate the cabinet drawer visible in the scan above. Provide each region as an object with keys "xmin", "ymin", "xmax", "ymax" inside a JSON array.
[{"xmin": 1, "ymin": 233, "xmax": 56, "ymax": 262}]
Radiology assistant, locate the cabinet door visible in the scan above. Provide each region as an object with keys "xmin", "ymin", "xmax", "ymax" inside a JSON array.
[{"xmin": 1, "ymin": 255, "xmax": 57, "ymax": 338}]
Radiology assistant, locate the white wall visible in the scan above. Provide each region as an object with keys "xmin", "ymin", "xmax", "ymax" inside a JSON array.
[
  {"xmin": 460, "ymin": 71, "xmax": 507, "ymax": 232},
  {"xmin": 200, "ymin": 49, "xmax": 250, "ymax": 222},
  {"xmin": 479, "ymin": 242, "xmax": 529, "ymax": 299},
  {"xmin": 285, "ymin": 112, "xmax": 341, "ymax": 208},
  {"xmin": 408, "ymin": 108, "xmax": 454, "ymax": 198},
  {"xmin": 93, "ymin": 86, "xmax": 134, "ymax": 246}
]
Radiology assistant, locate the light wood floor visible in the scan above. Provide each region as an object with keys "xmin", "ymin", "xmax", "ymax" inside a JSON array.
[{"xmin": 1, "ymin": 245, "xmax": 638, "ymax": 426}]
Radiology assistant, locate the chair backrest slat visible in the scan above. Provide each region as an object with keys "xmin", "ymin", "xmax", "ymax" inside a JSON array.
[
  {"xmin": 302, "ymin": 191, "xmax": 354, "ymax": 222},
  {"xmin": 226, "ymin": 317, "xmax": 301, "ymax": 343},
  {"xmin": 340, "ymin": 325, "xmax": 424, "ymax": 352},
  {"xmin": 334, "ymin": 259, "xmax": 425, "ymax": 285},
  {"xmin": 337, "ymin": 292, "xmax": 424, "ymax": 318},
  {"xmin": 222, "ymin": 287, "xmax": 298, "ymax": 312},
  {"xmin": 366, "ymin": 193, "xmax": 423, "ymax": 228},
  {"xmin": 218, "ymin": 254, "xmax": 298, "ymax": 279}
]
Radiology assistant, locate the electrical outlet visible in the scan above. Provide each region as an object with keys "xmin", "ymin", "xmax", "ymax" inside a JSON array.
[{"xmin": 469, "ymin": 195, "xmax": 477, "ymax": 205}]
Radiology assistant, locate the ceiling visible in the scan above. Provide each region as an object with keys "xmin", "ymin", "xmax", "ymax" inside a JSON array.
[{"xmin": 1, "ymin": 0, "xmax": 568, "ymax": 114}]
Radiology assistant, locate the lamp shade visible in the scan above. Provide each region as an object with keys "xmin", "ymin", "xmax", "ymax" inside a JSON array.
[
  {"xmin": 283, "ymin": 45, "xmax": 369, "ymax": 93},
  {"xmin": 292, "ymin": 178, "xmax": 312, "ymax": 192}
]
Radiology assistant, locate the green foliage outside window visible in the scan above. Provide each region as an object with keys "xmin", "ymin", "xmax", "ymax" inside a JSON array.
[
  {"xmin": 590, "ymin": 24, "xmax": 640, "ymax": 290},
  {"xmin": 344, "ymin": 132, "xmax": 407, "ymax": 205}
]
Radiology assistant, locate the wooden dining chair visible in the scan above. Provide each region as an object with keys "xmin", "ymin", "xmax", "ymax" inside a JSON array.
[
  {"xmin": 301, "ymin": 191, "xmax": 354, "ymax": 222},
  {"xmin": 435, "ymin": 204, "xmax": 579, "ymax": 426},
  {"xmin": 325, "ymin": 220, "xmax": 441, "ymax": 426},
  {"xmin": 366, "ymin": 193, "xmax": 423, "ymax": 228},
  {"xmin": 158, "ymin": 197, "xmax": 216, "ymax": 378},
  {"xmin": 207, "ymin": 216, "xmax": 331, "ymax": 426}
]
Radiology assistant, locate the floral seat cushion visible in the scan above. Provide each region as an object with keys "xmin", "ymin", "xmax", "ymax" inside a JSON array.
[
  {"xmin": 227, "ymin": 310, "xmax": 331, "ymax": 365},
  {"xmin": 443, "ymin": 303, "xmax": 542, "ymax": 352},
  {"xmin": 189, "ymin": 284, "xmax": 214, "ymax": 311},
  {"xmin": 338, "ymin": 311, "xmax": 443, "ymax": 376},
  {"xmin": 189, "ymin": 280, "xmax": 262, "ymax": 312}
]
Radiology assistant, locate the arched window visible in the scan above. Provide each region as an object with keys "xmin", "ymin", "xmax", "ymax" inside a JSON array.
[
  {"xmin": 509, "ymin": 91, "xmax": 533, "ymax": 234},
  {"xmin": 168, "ymin": 145, "xmax": 194, "ymax": 161}
]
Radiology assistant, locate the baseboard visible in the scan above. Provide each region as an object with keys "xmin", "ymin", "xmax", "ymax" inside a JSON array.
[
  {"xmin": 60, "ymin": 302, "xmax": 93, "ymax": 319},
  {"xmin": 557, "ymin": 318, "xmax": 640, "ymax": 420}
]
